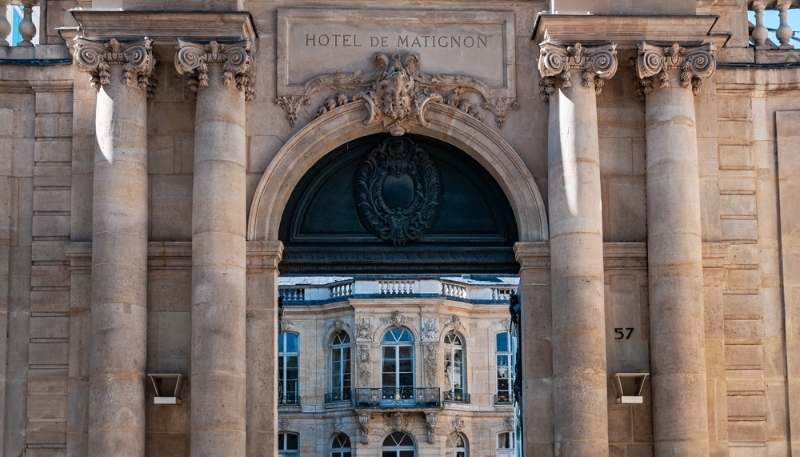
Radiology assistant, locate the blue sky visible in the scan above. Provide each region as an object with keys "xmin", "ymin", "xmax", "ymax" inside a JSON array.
[{"xmin": 748, "ymin": 10, "xmax": 800, "ymax": 45}]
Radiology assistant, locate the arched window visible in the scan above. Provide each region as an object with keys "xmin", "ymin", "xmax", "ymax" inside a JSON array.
[
  {"xmin": 381, "ymin": 328, "xmax": 415, "ymax": 405},
  {"xmin": 447, "ymin": 433, "xmax": 468, "ymax": 457},
  {"xmin": 279, "ymin": 332, "xmax": 300, "ymax": 405},
  {"xmin": 381, "ymin": 431, "xmax": 416, "ymax": 457},
  {"xmin": 497, "ymin": 432, "xmax": 515, "ymax": 457},
  {"xmin": 331, "ymin": 433, "xmax": 352, "ymax": 457},
  {"xmin": 495, "ymin": 331, "xmax": 514, "ymax": 404},
  {"xmin": 278, "ymin": 432, "xmax": 299, "ymax": 457},
  {"xmin": 329, "ymin": 332, "xmax": 351, "ymax": 403},
  {"xmin": 444, "ymin": 332, "xmax": 466, "ymax": 402}
]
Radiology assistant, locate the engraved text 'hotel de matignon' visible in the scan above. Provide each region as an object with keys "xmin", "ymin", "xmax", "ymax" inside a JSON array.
[{"xmin": 305, "ymin": 33, "xmax": 490, "ymax": 49}]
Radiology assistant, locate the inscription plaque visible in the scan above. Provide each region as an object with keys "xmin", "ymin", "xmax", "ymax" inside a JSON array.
[{"xmin": 277, "ymin": 9, "xmax": 515, "ymax": 98}]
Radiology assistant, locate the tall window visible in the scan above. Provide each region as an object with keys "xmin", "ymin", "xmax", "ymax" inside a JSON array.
[
  {"xmin": 331, "ymin": 433, "xmax": 352, "ymax": 457},
  {"xmin": 447, "ymin": 433, "xmax": 468, "ymax": 457},
  {"xmin": 496, "ymin": 331, "xmax": 514, "ymax": 404},
  {"xmin": 497, "ymin": 432, "xmax": 515, "ymax": 457},
  {"xmin": 278, "ymin": 332, "xmax": 300, "ymax": 405},
  {"xmin": 330, "ymin": 332, "xmax": 352, "ymax": 402},
  {"xmin": 381, "ymin": 431, "xmax": 416, "ymax": 457},
  {"xmin": 444, "ymin": 332, "xmax": 465, "ymax": 402},
  {"xmin": 381, "ymin": 328, "xmax": 415, "ymax": 404},
  {"xmin": 278, "ymin": 433, "xmax": 299, "ymax": 457}
]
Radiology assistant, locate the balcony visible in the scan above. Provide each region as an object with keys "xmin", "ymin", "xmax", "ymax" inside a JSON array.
[
  {"xmin": 324, "ymin": 390, "xmax": 352, "ymax": 404},
  {"xmin": 354, "ymin": 388, "xmax": 440, "ymax": 408},
  {"xmin": 443, "ymin": 390, "xmax": 471, "ymax": 404},
  {"xmin": 278, "ymin": 393, "xmax": 301, "ymax": 407}
]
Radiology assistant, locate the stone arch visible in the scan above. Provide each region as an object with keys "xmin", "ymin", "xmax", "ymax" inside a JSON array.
[{"xmin": 247, "ymin": 102, "xmax": 548, "ymax": 242}]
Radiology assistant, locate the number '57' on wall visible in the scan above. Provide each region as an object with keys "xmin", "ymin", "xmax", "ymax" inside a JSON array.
[{"xmin": 614, "ymin": 328, "xmax": 634, "ymax": 339}]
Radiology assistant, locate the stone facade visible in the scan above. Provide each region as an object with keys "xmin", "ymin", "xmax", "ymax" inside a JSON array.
[{"xmin": 0, "ymin": 0, "xmax": 799, "ymax": 456}]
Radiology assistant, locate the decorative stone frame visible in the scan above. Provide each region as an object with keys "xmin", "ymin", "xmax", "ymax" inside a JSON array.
[{"xmin": 247, "ymin": 102, "xmax": 548, "ymax": 243}]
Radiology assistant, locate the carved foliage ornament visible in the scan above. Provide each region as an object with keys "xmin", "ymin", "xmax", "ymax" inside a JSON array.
[
  {"xmin": 423, "ymin": 343, "xmax": 437, "ymax": 387},
  {"xmin": 421, "ymin": 319, "xmax": 438, "ymax": 342},
  {"xmin": 386, "ymin": 412, "xmax": 410, "ymax": 432},
  {"xmin": 380, "ymin": 310, "xmax": 415, "ymax": 327},
  {"xmin": 175, "ymin": 39, "xmax": 255, "ymax": 101},
  {"xmin": 357, "ymin": 137, "xmax": 441, "ymax": 246},
  {"xmin": 538, "ymin": 42, "xmax": 618, "ymax": 102},
  {"xmin": 359, "ymin": 413, "xmax": 371, "ymax": 444},
  {"xmin": 276, "ymin": 52, "xmax": 517, "ymax": 131},
  {"xmin": 425, "ymin": 412, "xmax": 438, "ymax": 444},
  {"xmin": 73, "ymin": 37, "xmax": 156, "ymax": 97},
  {"xmin": 357, "ymin": 343, "xmax": 371, "ymax": 387},
  {"xmin": 356, "ymin": 318, "xmax": 373, "ymax": 341},
  {"xmin": 633, "ymin": 42, "xmax": 716, "ymax": 100}
]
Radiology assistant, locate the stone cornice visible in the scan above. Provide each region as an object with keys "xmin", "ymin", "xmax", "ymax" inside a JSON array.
[
  {"xmin": 175, "ymin": 39, "xmax": 255, "ymax": 101},
  {"xmin": 633, "ymin": 42, "xmax": 716, "ymax": 99},
  {"xmin": 70, "ymin": 10, "xmax": 257, "ymax": 46},
  {"xmin": 72, "ymin": 36, "xmax": 156, "ymax": 95},
  {"xmin": 537, "ymin": 42, "xmax": 618, "ymax": 101}
]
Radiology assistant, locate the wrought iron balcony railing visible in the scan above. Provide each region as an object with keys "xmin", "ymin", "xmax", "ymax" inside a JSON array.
[
  {"xmin": 324, "ymin": 390, "xmax": 352, "ymax": 404},
  {"xmin": 354, "ymin": 387, "xmax": 440, "ymax": 408},
  {"xmin": 494, "ymin": 393, "xmax": 513, "ymax": 405},
  {"xmin": 278, "ymin": 393, "xmax": 301, "ymax": 406},
  {"xmin": 443, "ymin": 390, "xmax": 471, "ymax": 403}
]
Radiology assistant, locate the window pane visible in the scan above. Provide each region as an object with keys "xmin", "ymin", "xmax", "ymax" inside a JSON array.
[
  {"xmin": 286, "ymin": 433, "xmax": 298, "ymax": 449},
  {"xmin": 497, "ymin": 333, "xmax": 509, "ymax": 352},
  {"xmin": 399, "ymin": 451, "xmax": 415, "ymax": 457},
  {"xmin": 286, "ymin": 333, "xmax": 298, "ymax": 353}
]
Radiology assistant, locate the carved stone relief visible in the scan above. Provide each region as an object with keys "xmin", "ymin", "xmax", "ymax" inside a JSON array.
[
  {"xmin": 421, "ymin": 319, "xmax": 438, "ymax": 342},
  {"xmin": 278, "ymin": 418, "xmax": 290, "ymax": 432},
  {"xmin": 442, "ymin": 314, "xmax": 463, "ymax": 333},
  {"xmin": 425, "ymin": 412, "xmax": 438, "ymax": 444},
  {"xmin": 503, "ymin": 416, "xmax": 515, "ymax": 430},
  {"xmin": 357, "ymin": 343, "xmax": 371, "ymax": 387},
  {"xmin": 333, "ymin": 416, "xmax": 343, "ymax": 434},
  {"xmin": 174, "ymin": 39, "xmax": 255, "ymax": 100},
  {"xmin": 632, "ymin": 42, "xmax": 716, "ymax": 100},
  {"xmin": 452, "ymin": 416, "xmax": 465, "ymax": 433},
  {"xmin": 537, "ymin": 42, "xmax": 618, "ymax": 102},
  {"xmin": 280, "ymin": 319, "xmax": 294, "ymax": 333},
  {"xmin": 73, "ymin": 37, "xmax": 156, "ymax": 97},
  {"xmin": 359, "ymin": 413, "xmax": 371, "ymax": 444},
  {"xmin": 381, "ymin": 311, "xmax": 414, "ymax": 327},
  {"xmin": 423, "ymin": 343, "xmax": 437, "ymax": 387},
  {"xmin": 356, "ymin": 318, "xmax": 374, "ymax": 341},
  {"xmin": 275, "ymin": 52, "xmax": 517, "ymax": 131},
  {"xmin": 357, "ymin": 137, "xmax": 441, "ymax": 246},
  {"xmin": 385, "ymin": 412, "xmax": 410, "ymax": 432}
]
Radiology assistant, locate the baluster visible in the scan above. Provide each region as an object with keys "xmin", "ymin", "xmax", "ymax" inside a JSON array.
[
  {"xmin": 752, "ymin": 1, "xmax": 769, "ymax": 47},
  {"xmin": 17, "ymin": 0, "xmax": 36, "ymax": 47},
  {"xmin": 0, "ymin": 0, "xmax": 10, "ymax": 47},
  {"xmin": 777, "ymin": 0, "xmax": 794, "ymax": 49}
]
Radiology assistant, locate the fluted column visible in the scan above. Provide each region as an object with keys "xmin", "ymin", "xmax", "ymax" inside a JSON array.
[
  {"xmin": 635, "ymin": 42, "xmax": 716, "ymax": 457},
  {"xmin": 73, "ymin": 37, "xmax": 155, "ymax": 457},
  {"xmin": 175, "ymin": 39, "xmax": 254, "ymax": 457},
  {"xmin": 539, "ymin": 42, "xmax": 617, "ymax": 457}
]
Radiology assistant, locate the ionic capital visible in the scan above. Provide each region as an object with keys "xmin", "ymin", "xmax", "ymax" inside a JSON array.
[
  {"xmin": 73, "ymin": 37, "xmax": 156, "ymax": 96},
  {"xmin": 538, "ymin": 42, "xmax": 618, "ymax": 102},
  {"xmin": 634, "ymin": 42, "xmax": 716, "ymax": 100},
  {"xmin": 174, "ymin": 39, "xmax": 255, "ymax": 101}
]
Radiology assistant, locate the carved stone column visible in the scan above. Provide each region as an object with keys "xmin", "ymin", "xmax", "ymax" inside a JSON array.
[
  {"xmin": 175, "ymin": 39, "xmax": 254, "ymax": 457},
  {"xmin": 539, "ymin": 42, "xmax": 617, "ymax": 457},
  {"xmin": 635, "ymin": 42, "xmax": 716, "ymax": 457},
  {"xmin": 246, "ymin": 241, "xmax": 283, "ymax": 457},
  {"xmin": 73, "ymin": 37, "xmax": 155, "ymax": 457}
]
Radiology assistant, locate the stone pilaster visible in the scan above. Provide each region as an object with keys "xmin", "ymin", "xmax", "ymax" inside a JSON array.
[
  {"xmin": 634, "ymin": 41, "xmax": 716, "ymax": 457},
  {"xmin": 73, "ymin": 36, "xmax": 155, "ymax": 457},
  {"xmin": 175, "ymin": 39, "xmax": 253, "ymax": 457},
  {"xmin": 539, "ymin": 42, "xmax": 617, "ymax": 457},
  {"xmin": 246, "ymin": 241, "xmax": 283, "ymax": 457}
]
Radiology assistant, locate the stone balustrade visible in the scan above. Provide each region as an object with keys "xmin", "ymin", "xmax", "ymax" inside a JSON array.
[
  {"xmin": 0, "ymin": 0, "xmax": 38, "ymax": 47},
  {"xmin": 278, "ymin": 276, "xmax": 519, "ymax": 305},
  {"xmin": 750, "ymin": 0, "xmax": 800, "ymax": 48}
]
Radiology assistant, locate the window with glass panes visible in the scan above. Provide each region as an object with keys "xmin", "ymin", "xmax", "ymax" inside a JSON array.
[
  {"xmin": 444, "ymin": 332, "xmax": 465, "ymax": 401},
  {"xmin": 331, "ymin": 433, "xmax": 352, "ymax": 457},
  {"xmin": 496, "ymin": 332, "xmax": 514, "ymax": 403},
  {"xmin": 497, "ymin": 432, "xmax": 514, "ymax": 457},
  {"xmin": 330, "ymin": 332, "xmax": 351, "ymax": 402},
  {"xmin": 278, "ymin": 432, "xmax": 299, "ymax": 457},
  {"xmin": 278, "ymin": 332, "xmax": 299, "ymax": 404},
  {"xmin": 381, "ymin": 431, "xmax": 416, "ymax": 457},
  {"xmin": 447, "ymin": 433, "xmax": 468, "ymax": 457}
]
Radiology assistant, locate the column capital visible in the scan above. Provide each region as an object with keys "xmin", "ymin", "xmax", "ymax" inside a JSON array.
[
  {"xmin": 72, "ymin": 37, "xmax": 156, "ymax": 96},
  {"xmin": 537, "ymin": 42, "xmax": 618, "ymax": 102},
  {"xmin": 634, "ymin": 42, "xmax": 716, "ymax": 100},
  {"xmin": 175, "ymin": 39, "xmax": 255, "ymax": 101}
]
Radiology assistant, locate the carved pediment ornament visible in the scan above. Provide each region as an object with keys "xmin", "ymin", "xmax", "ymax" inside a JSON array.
[
  {"xmin": 442, "ymin": 314, "xmax": 463, "ymax": 332},
  {"xmin": 386, "ymin": 412, "xmax": 410, "ymax": 432},
  {"xmin": 275, "ymin": 52, "xmax": 518, "ymax": 131},
  {"xmin": 357, "ymin": 137, "xmax": 441, "ymax": 246},
  {"xmin": 537, "ymin": 42, "xmax": 618, "ymax": 102},
  {"xmin": 633, "ymin": 42, "xmax": 716, "ymax": 101},
  {"xmin": 174, "ymin": 39, "xmax": 255, "ymax": 101},
  {"xmin": 381, "ymin": 311, "xmax": 414, "ymax": 327},
  {"xmin": 73, "ymin": 37, "xmax": 156, "ymax": 97},
  {"xmin": 356, "ymin": 318, "xmax": 374, "ymax": 341},
  {"xmin": 452, "ymin": 416, "xmax": 465, "ymax": 432}
]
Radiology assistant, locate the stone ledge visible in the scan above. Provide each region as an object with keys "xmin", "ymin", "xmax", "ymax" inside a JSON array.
[
  {"xmin": 69, "ymin": 10, "xmax": 257, "ymax": 46},
  {"xmin": 532, "ymin": 14, "xmax": 719, "ymax": 48}
]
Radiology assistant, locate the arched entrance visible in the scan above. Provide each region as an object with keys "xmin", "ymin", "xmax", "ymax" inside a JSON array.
[{"xmin": 245, "ymin": 102, "xmax": 549, "ymax": 456}]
